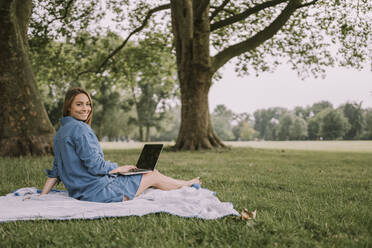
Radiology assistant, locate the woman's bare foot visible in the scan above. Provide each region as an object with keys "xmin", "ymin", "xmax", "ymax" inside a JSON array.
[{"xmin": 186, "ymin": 177, "xmax": 201, "ymax": 187}]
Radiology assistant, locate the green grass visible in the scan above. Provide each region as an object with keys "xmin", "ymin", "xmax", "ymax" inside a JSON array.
[{"xmin": 0, "ymin": 147, "xmax": 371, "ymax": 247}]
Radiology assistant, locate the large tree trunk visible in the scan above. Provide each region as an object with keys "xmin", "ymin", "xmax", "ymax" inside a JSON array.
[
  {"xmin": 175, "ymin": 80, "xmax": 224, "ymax": 150},
  {"xmin": 171, "ymin": 0, "xmax": 224, "ymax": 150},
  {"xmin": 0, "ymin": 0, "xmax": 55, "ymax": 156}
]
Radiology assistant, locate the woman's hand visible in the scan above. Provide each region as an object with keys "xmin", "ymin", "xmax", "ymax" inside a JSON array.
[
  {"xmin": 109, "ymin": 165, "xmax": 137, "ymax": 174},
  {"xmin": 40, "ymin": 177, "xmax": 58, "ymax": 195}
]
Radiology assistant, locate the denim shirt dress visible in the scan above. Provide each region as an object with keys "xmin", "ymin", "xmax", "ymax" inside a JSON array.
[{"xmin": 46, "ymin": 116, "xmax": 142, "ymax": 202}]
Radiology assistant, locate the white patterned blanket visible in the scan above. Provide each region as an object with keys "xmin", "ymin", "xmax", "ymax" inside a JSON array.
[{"xmin": 0, "ymin": 187, "xmax": 239, "ymax": 222}]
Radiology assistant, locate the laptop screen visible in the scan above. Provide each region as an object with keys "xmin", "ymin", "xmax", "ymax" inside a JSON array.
[{"xmin": 136, "ymin": 144, "xmax": 163, "ymax": 170}]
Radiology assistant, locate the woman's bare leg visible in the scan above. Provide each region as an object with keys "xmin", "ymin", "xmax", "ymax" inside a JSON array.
[{"xmin": 134, "ymin": 169, "xmax": 201, "ymax": 197}]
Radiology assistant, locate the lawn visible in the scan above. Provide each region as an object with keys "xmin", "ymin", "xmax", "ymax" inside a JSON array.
[
  {"xmin": 0, "ymin": 147, "xmax": 371, "ymax": 247},
  {"xmin": 101, "ymin": 140, "xmax": 372, "ymax": 153}
]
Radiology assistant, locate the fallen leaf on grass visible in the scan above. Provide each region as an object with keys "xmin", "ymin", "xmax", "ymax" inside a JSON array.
[{"xmin": 241, "ymin": 208, "xmax": 256, "ymax": 221}]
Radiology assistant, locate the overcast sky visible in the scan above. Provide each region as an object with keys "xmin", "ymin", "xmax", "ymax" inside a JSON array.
[{"xmin": 209, "ymin": 65, "xmax": 372, "ymax": 115}]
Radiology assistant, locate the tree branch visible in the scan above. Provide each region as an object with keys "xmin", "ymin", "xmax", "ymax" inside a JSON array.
[
  {"xmin": 297, "ymin": 0, "xmax": 318, "ymax": 9},
  {"xmin": 210, "ymin": 0, "xmax": 288, "ymax": 32},
  {"xmin": 210, "ymin": 0, "xmax": 231, "ymax": 21},
  {"xmin": 76, "ymin": 4, "xmax": 171, "ymax": 78},
  {"xmin": 211, "ymin": 0, "xmax": 301, "ymax": 74},
  {"xmin": 47, "ymin": 0, "xmax": 75, "ymax": 25}
]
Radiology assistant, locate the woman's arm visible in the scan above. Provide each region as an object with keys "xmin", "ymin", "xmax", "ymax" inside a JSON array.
[{"xmin": 40, "ymin": 177, "xmax": 58, "ymax": 195}]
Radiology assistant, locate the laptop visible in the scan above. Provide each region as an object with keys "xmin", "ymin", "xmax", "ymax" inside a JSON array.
[{"xmin": 117, "ymin": 144, "xmax": 163, "ymax": 175}]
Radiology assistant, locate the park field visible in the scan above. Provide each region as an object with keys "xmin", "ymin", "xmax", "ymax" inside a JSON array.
[
  {"xmin": 0, "ymin": 146, "xmax": 371, "ymax": 247},
  {"xmin": 101, "ymin": 140, "xmax": 372, "ymax": 153}
]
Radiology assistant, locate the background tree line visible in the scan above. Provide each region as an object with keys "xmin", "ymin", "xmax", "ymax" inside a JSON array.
[{"xmin": 211, "ymin": 100, "xmax": 372, "ymax": 141}]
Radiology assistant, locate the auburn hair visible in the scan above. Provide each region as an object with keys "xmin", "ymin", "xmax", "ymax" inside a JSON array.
[{"xmin": 62, "ymin": 88, "xmax": 93, "ymax": 126}]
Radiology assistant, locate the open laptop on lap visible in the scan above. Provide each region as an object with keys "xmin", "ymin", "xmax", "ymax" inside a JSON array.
[{"xmin": 117, "ymin": 144, "xmax": 163, "ymax": 175}]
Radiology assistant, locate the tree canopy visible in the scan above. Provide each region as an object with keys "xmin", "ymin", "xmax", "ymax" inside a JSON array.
[
  {"xmin": 83, "ymin": 0, "xmax": 371, "ymax": 75},
  {"xmin": 30, "ymin": 30, "xmax": 178, "ymax": 142}
]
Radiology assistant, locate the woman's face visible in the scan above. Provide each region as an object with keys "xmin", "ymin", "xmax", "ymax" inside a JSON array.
[{"xmin": 69, "ymin": 93, "xmax": 91, "ymax": 121}]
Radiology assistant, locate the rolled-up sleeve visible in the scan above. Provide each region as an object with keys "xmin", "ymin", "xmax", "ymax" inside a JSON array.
[
  {"xmin": 74, "ymin": 132, "xmax": 118, "ymax": 175},
  {"xmin": 45, "ymin": 157, "xmax": 61, "ymax": 183}
]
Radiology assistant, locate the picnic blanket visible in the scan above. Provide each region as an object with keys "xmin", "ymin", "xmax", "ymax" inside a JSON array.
[{"xmin": 0, "ymin": 186, "xmax": 239, "ymax": 222}]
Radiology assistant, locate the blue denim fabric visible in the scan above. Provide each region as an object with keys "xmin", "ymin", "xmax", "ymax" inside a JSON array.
[{"xmin": 46, "ymin": 116, "xmax": 141, "ymax": 202}]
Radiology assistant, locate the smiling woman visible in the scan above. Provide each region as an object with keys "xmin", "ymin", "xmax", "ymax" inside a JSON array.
[{"xmin": 41, "ymin": 88, "xmax": 201, "ymax": 203}]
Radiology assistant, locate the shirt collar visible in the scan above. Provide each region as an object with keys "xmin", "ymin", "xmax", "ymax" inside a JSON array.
[{"xmin": 60, "ymin": 116, "xmax": 80, "ymax": 126}]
